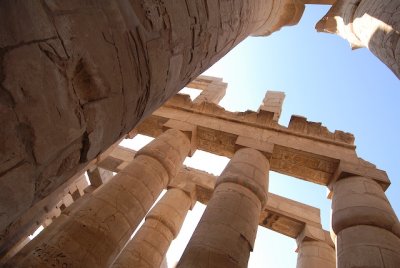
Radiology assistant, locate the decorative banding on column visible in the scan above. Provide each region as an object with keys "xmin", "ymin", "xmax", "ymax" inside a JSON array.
[
  {"xmin": 331, "ymin": 175, "xmax": 400, "ymax": 267},
  {"xmin": 135, "ymin": 129, "xmax": 191, "ymax": 180},
  {"xmin": 7, "ymin": 130, "xmax": 190, "ymax": 268},
  {"xmin": 145, "ymin": 187, "xmax": 192, "ymax": 238},
  {"xmin": 177, "ymin": 148, "xmax": 269, "ymax": 268},
  {"xmin": 217, "ymin": 148, "xmax": 269, "ymax": 206},
  {"xmin": 332, "ymin": 176, "xmax": 399, "ymax": 236},
  {"xmin": 336, "ymin": 225, "xmax": 400, "ymax": 267},
  {"xmin": 296, "ymin": 241, "xmax": 336, "ymax": 268},
  {"xmin": 111, "ymin": 187, "xmax": 193, "ymax": 268}
]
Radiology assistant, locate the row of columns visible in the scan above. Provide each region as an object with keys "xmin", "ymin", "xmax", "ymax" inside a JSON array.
[{"xmin": 7, "ymin": 128, "xmax": 400, "ymax": 267}]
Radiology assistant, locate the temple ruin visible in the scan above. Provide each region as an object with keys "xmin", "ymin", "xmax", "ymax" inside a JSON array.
[
  {"xmin": 2, "ymin": 76, "xmax": 399, "ymax": 267},
  {"xmin": 1, "ymin": 0, "xmax": 400, "ymax": 267}
]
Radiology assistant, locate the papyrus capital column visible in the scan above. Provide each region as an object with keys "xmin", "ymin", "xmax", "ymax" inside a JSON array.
[
  {"xmin": 296, "ymin": 225, "xmax": 335, "ymax": 268},
  {"xmin": 331, "ymin": 176, "xmax": 400, "ymax": 267},
  {"xmin": 177, "ymin": 148, "xmax": 269, "ymax": 268},
  {"xmin": 112, "ymin": 185, "xmax": 195, "ymax": 268},
  {"xmin": 316, "ymin": 0, "xmax": 400, "ymax": 78},
  {"xmin": 7, "ymin": 129, "xmax": 190, "ymax": 267}
]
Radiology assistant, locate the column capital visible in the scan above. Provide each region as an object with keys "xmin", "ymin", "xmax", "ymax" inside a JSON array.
[
  {"xmin": 135, "ymin": 129, "xmax": 190, "ymax": 181},
  {"xmin": 331, "ymin": 175, "xmax": 399, "ymax": 237},
  {"xmin": 296, "ymin": 225, "xmax": 334, "ymax": 250},
  {"xmin": 217, "ymin": 148, "xmax": 269, "ymax": 207}
]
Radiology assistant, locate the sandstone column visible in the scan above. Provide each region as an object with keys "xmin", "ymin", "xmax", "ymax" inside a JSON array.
[
  {"xmin": 177, "ymin": 148, "xmax": 269, "ymax": 268},
  {"xmin": 112, "ymin": 185, "xmax": 195, "ymax": 268},
  {"xmin": 331, "ymin": 176, "xmax": 400, "ymax": 267},
  {"xmin": 296, "ymin": 241, "xmax": 335, "ymax": 268},
  {"xmin": 296, "ymin": 225, "xmax": 336, "ymax": 268},
  {"xmin": 0, "ymin": 1, "xmax": 305, "ymax": 254},
  {"xmin": 316, "ymin": 0, "xmax": 400, "ymax": 78},
  {"xmin": 7, "ymin": 129, "xmax": 190, "ymax": 268}
]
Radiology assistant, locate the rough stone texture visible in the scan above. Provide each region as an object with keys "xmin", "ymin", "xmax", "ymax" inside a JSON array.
[
  {"xmin": 259, "ymin": 91, "xmax": 285, "ymax": 121},
  {"xmin": 0, "ymin": 1, "xmax": 305, "ymax": 251},
  {"xmin": 136, "ymin": 83, "xmax": 392, "ymax": 189},
  {"xmin": 332, "ymin": 176, "xmax": 399, "ymax": 235},
  {"xmin": 112, "ymin": 187, "xmax": 193, "ymax": 268},
  {"xmin": 177, "ymin": 148, "xmax": 269, "ymax": 268},
  {"xmin": 331, "ymin": 176, "xmax": 400, "ymax": 267},
  {"xmin": 296, "ymin": 241, "xmax": 336, "ymax": 268},
  {"xmin": 336, "ymin": 225, "xmax": 400, "ymax": 267},
  {"xmin": 6, "ymin": 129, "xmax": 190, "ymax": 267},
  {"xmin": 316, "ymin": 0, "xmax": 400, "ymax": 79}
]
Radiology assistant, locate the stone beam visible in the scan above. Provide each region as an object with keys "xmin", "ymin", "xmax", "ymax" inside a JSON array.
[
  {"xmin": 74, "ymin": 145, "xmax": 323, "ymax": 239},
  {"xmin": 176, "ymin": 167, "xmax": 322, "ymax": 239},
  {"xmin": 135, "ymin": 94, "xmax": 389, "ymax": 188}
]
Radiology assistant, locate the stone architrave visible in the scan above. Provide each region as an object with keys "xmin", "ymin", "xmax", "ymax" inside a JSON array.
[
  {"xmin": 6, "ymin": 129, "xmax": 190, "ymax": 268},
  {"xmin": 331, "ymin": 176, "xmax": 400, "ymax": 267},
  {"xmin": 177, "ymin": 148, "xmax": 269, "ymax": 268},
  {"xmin": 316, "ymin": 0, "xmax": 400, "ymax": 78},
  {"xmin": 112, "ymin": 185, "xmax": 195, "ymax": 268},
  {"xmin": 0, "ymin": 1, "xmax": 305, "ymax": 251}
]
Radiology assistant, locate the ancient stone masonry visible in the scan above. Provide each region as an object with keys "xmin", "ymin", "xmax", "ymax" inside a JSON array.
[
  {"xmin": 1, "ymin": 1, "xmax": 399, "ymax": 263},
  {"xmin": 316, "ymin": 0, "xmax": 400, "ymax": 79},
  {"xmin": 3, "ymin": 76, "xmax": 399, "ymax": 267},
  {"xmin": 0, "ymin": 1, "xmax": 305, "ymax": 254}
]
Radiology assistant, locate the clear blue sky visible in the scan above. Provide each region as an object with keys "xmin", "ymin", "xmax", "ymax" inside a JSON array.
[{"xmin": 124, "ymin": 4, "xmax": 399, "ymax": 267}]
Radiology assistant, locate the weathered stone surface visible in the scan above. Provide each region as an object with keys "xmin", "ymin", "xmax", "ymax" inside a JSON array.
[
  {"xmin": 177, "ymin": 148, "xmax": 269, "ymax": 268},
  {"xmin": 316, "ymin": 0, "xmax": 400, "ymax": 79},
  {"xmin": 336, "ymin": 225, "xmax": 400, "ymax": 267},
  {"xmin": 112, "ymin": 187, "xmax": 193, "ymax": 268},
  {"xmin": 7, "ymin": 129, "xmax": 190, "ymax": 267},
  {"xmin": 0, "ymin": 0, "xmax": 306, "ymax": 249},
  {"xmin": 332, "ymin": 176, "xmax": 399, "ymax": 235},
  {"xmin": 296, "ymin": 241, "xmax": 336, "ymax": 268}
]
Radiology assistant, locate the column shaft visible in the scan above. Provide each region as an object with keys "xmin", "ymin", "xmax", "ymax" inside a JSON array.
[
  {"xmin": 296, "ymin": 241, "xmax": 335, "ymax": 268},
  {"xmin": 331, "ymin": 176, "xmax": 400, "ymax": 267},
  {"xmin": 7, "ymin": 129, "xmax": 190, "ymax": 268},
  {"xmin": 177, "ymin": 148, "xmax": 269, "ymax": 268},
  {"xmin": 112, "ymin": 187, "xmax": 193, "ymax": 268},
  {"xmin": 1, "ymin": 2, "xmax": 305, "ymax": 256},
  {"xmin": 316, "ymin": 0, "xmax": 400, "ymax": 78}
]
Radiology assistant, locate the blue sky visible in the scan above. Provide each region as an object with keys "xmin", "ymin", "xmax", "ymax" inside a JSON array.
[{"xmin": 123, "ymin": 4, "xmax": 399, "ymax": 267}]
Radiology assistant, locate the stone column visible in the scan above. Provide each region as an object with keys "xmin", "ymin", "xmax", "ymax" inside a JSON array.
[
  {"xmin": 316, "ymin": 0, "xmax": 400, "ymax": 78},
  {"xmin": 331, "ymin": 176, "xmax": 400, "ymax": 267},
  {"xmin": 112, "ymin": 185, "xmax": 195, "ymax": 268},
  {"xmin": 177, "ymin": 148, "xmax": 269, "ymax": 268},
  {"xmin": 0, "ymin": 1, "xmax": 305, "ymax": 255},
  {"xmin": 296, "ymin": 225, "xmax": 336, "ymax": 268},
  {"xmin": 296, "ymin": 241, "xmax": 335, "ymax": 268},
  {"xmin": 7, "ymin": 129, "xmax": 190, "ymax": 268}
]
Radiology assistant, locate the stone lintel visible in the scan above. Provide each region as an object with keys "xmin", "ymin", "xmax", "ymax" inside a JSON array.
[
  {"xmin": 163, "ymin": 119, "xmax": 197, "ymax": 156},
  {"xmin": 327, "ymin": 159, "xmax": 390, "ymax": 198},
  {"xmin": 235, "ymin": 136, "xmax": 274, "ymax": 160},
  {"xmin": 177, "ymin": 167, "xmax": 322, "ymax": 238},
  {"xmin": 59, "ymin": 145, "xmax": 322, "ymax": 239}
]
